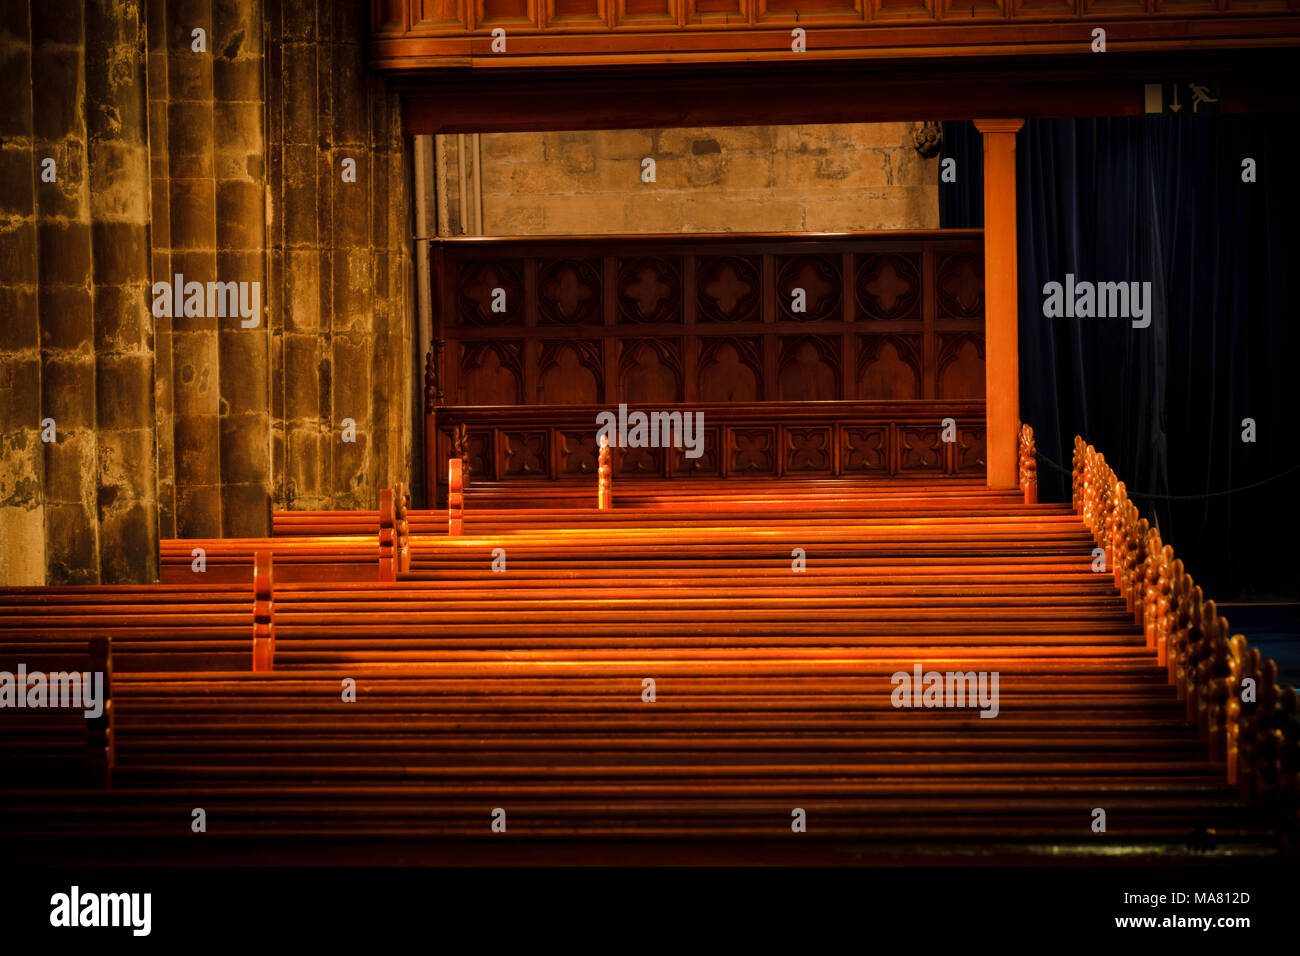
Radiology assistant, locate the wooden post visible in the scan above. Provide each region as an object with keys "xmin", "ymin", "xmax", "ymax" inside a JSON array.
[
  {"xmin": 597, "ymin": 434, "xmax": 612, "ymax": 510},
  {"xmin": 424, "ymin": 349, "xmax": 439, "ymax": 507},
  {"xmin": 975, "ymin": 119, "xmax": 1024, "ymax": 489},
  {"xmin": 253, "ymin": 550, "xmax": 274, "ymax": 672},
  {"xmin": 379, "ymin": 488, "xmax": 396, "ymax": 582},
  {"xmin": 396, "ymin": 481, "xmax": 410, "ymax": 574},
  {"xmin": 86, "ymin": 636, "xmax": 113, "ymax": 788},
  {"xmin": 1018, "ymin": 423, "xmax": 1037, "ymax": 505},
  {"xmin": 449, "ymin": 457, "xmax": 464, "ymax": 535}
]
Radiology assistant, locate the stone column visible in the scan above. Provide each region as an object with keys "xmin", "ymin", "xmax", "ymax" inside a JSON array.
[
  {"xmin": 167, "ymin": 0, "xmax": 222, "ymax": 537},
  {"xmin": 0, "ymin": 2, "xmax": 45, "ymax": 585},
  {"xmin": 214, "ymin": 0, "xmax": 270, "ymax": 536},
  {"xmin": 147, "ymin": 0, "xmax": 177, "ymax": 540},
  {"xmin": 85, "ymin": 0, "xmax": 159, "ymax": 583},
  {"xmin": 33, "ymin": 2, "xmax": 99, "ymax": 583}
]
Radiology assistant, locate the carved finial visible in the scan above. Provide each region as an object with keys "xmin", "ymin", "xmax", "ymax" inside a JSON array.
[
  {"xmin": 451, "ymin": 423, "xmax": 471, "ymax": 485},
  {"xmin": 1018, "ymin": 423, "xmax": 1037, "ymax": 505},
  {"xmin": 597, "ymin": 433, "xmax": 611, "ymax": 510},
  {"xmin": 424, "ymin": 349, "xmax": 438, "ymax": 414}
]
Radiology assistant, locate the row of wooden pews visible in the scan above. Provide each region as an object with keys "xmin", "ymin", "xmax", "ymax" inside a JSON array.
[{"xmin": 1, "ymin": 432, "xmax": 1297, "ymax": 863}]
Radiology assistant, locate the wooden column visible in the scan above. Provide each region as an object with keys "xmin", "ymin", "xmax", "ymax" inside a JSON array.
[{"xmin": 974, "ymin": 119, "xmax": 1024, "ymax": 489}]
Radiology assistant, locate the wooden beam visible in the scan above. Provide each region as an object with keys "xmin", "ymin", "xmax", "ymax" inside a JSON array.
[
  {"xmin": 975, "ymin": 118, "xmax": 1023, "ymax": 491},
  {"xmin": 399, "ymin": 51, "xmax": 1300, "ymax": 133}
]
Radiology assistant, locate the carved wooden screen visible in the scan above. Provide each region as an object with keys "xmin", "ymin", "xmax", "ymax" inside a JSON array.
[
  {"xmin": 423, "ymin": 231, "xmax": 987, "ymax": 494},
  {"xmin": 430, "ymin": 230, "xmax": 985, "ymax": 408}
]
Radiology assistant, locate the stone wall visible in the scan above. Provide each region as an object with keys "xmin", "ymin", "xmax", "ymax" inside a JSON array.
[
  {"xmin": 0, "ymin": 0, "xmax": 414, "ymax": 585},
  {"xmin": 438, "ymin": 124, "xmax": 938, "ymax": 235}
]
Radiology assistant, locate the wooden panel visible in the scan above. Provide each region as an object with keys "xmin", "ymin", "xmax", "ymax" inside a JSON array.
[
  {"xmin": 841, "ymin": 423, "xmax": 890, "ymax": 474},
  {"xmin": 898, "ymin": 423, "xmax": 945, "ymax": 473},
  {"xmin": 475, "ymin": 0, "xmax": 540, "ymax": 26},
  {"xmin": 669, "ymin": 425, "xmax": 722, "ymax": 476},
  {"xmin": 1010, "ymin": 0, "xmax": 1075, "ymax": 14},
  {"xmin": 857, "ymin": 334, "xmax": 922, "ymax": 400},
  {"xmin": 620, "ymin": 0, "xmax": 679, "ymax": 26},
  {"xmin": 434, "ymin": 401, "xmax": 986, "ymax": 490},
  {"xmin": 698, "ymin": 336, "xmax": 763, "ymax": 401},
  {"xmin": 954, "ymin": 423, "xmax": 987, "ymax": 474},
  {"xmin": 783, "ymin": 425, "xmax": 834, "ymax": 474},
  {"xmin": 431, "ymin": 232, "xmax": 985, "ymax": 409},
  {"xmin": 870, "ymin": 0, "xmax": 936, "ymax": 19},
  {"xmin": 757, "ymin": 0, "xmax": 865, "ymax": 21},
  {"xmin": 937, "ymin": 332, "xmax": 986, "ymax": 400},
  {"xmin": 546, "ymin": 0, "xmax": 609, "ymax": 26},
  {"xmin": 538, "ymin": 339, "xmax": 604, "ymax": 403},
  {"xmin": 776, "ymin": 255, "xmax": 841, "ymax": 322},
  {"xmin": 618, "ymin": 257, "xmax": 684, "ymax": 324},
  {"xmin": 538, "ymin": 258, "xmax": 602, "ymax": 325},
  {"xmin": 375, "ymin": 0, "xmax": 410, "ymax": 29},
  {"xmin": 686, "ymin": 0, "xmax": 748, "ymax": 23},
  {"xmin": 1082, "ymin": 0, "xmax": 1148, "ymax": 12},
  {"xmin": 856, "ymin": 252, "xmax": 922, "ymax": 321},
  {"xmin": 458, "ymin": 340, "xmax": 524, "ymax": 404},
  {"xmin": 457, "ymin": 260, "xmax": 524, "ymax": 326},
  {"xmin": 935, "ymin": 252, "xmax": 984, "ymax": 319},
  {"xmin": 415, "ymin": 0, "xmax": 468, "ymax": 28},
  {"xmin": 619, "ymin": 338, "xmax": 684, "ymax": 402},
  {"xmin": 697, "ymin": 256, "xmax": 761, "ymax": 323},
  {"xmin": 727, "ymin": 426, "xmax": 778, "ymax": 476},
  {"xmin": 499, "ymin": 429, "xmax": 550, "ymax": 476},
  {"xmin": 938, "ymin": 0, "xmax": 1005, "ymax": 16}
]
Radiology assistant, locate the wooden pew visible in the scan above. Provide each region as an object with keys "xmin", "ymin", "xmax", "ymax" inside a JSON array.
[{"xmin": 1, "ymin": 458, "xmax": 1295, "ymax": 860}]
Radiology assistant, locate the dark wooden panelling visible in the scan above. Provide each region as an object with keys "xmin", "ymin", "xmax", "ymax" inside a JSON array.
[
  {"xmin": 432, "ymin": 232, "xmax": 985, "ymax": 410},
  {"xmin": 538, "ymin": 258, "xmax": 602, "ymax": 325},
  {"xmin": 538, "ymin": 339, "xmax": 604, "ymax": 403},
  {"xmin": 434, "ymin": 400, "xmax": 987, "ymax": 491},
  {"xmin": 698, "ymin": 256, "xmax": 761, "ymax": 323}
]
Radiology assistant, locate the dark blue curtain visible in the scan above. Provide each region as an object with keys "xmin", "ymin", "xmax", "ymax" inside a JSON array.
[{"xmin": 941, "ymin": 117, "xmax": 1300, "ymax": 599}]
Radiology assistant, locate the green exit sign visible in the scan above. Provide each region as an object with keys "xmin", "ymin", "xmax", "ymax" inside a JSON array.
[{"xmin": 1144, "ymin": 82, "xmax": 1221, "ymax": 116}]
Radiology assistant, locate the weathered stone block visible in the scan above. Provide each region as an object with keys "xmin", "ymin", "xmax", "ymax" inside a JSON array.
[
  {"xmin": 170, "ymin": 330, "xmax": 220, "ymax": 418},
  {"xmin": 96, "ymin": 352, "xmax": 154, "ymax": 431},
  {"xmin": 0, "ymin": 356, "xmax": 42, "ymax": 428},
  {"xmin": 168, "ymin": 178, "xmax": 218, "ymax": 249},
  {"xmin": 0, "ymin": 146, "xmax": 35, "ymax": 215},
  {"xmin": 220, "ymin": 480, "xmax": 270, "ymax": 537},
  {"xmin": 98, "ymin": 500, "xmax": 158, "ymax": 584},
  {"xmin": 0, "ymin": 503, "xmax": 46, "ymax": 585},
  {"xmin": 44, "ymin": 501, "xmax": 98, "ymax": 584},
  {"xmin": 172, "ymin": 412, "xmax": 222, "ymax": 486},
  {"xmin": 40, "ymin": 355, "xmax": 95, "ymax": 430},
  {"xmin": 91, "ymin": 220, "xmax": 148, "ymax": 284},
  {"xmin": 219, "ymin": 411, "xmax": 270, "ymax": 485},
  {"xmin": 42, "ymin": 429, "xmax": 96, "ymax": 504},
  {"xmin": 0, "ymin": 222, "xmax": 38, "ymax": 285},
  {"xmin": 0, "ymin": 285, "xmax": 39, "ymax": 352},
  {"xmin": 97, "ymin": 426, "xmax": 157, "ymax": 506}
]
